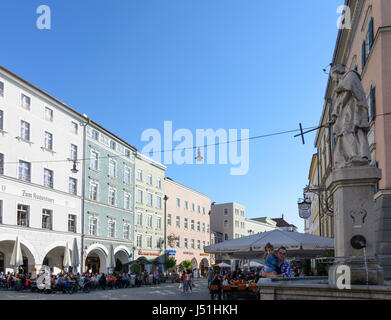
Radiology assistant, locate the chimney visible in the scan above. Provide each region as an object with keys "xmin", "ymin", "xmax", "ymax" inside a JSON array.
[{"xmin": 282, "ymin": 214, "xmax": 284, "ymax": 220}]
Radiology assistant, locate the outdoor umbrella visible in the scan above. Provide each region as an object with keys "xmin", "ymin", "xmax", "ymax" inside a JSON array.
[
  {"xmin": 243, "ymin": 261, "xmax": 264, "ymax": 268},
  {"xmin": 215, "ymin": 262, "xmax": 231, "ymax": 268},
  {"xmin": 204, "ymin": 229, "xmax": 334, "ymax": 259},
  {"xmin": 63, "ymin": 242, "xmax": 72, "ymax": 272},
  {"xmin": 10, "ymin": 236, "xmax": 24, "ymax": 273},
  {"xmin": 71, "ymin": 238, "xmax": 80, "ymax": 275},
  {"xmin": 107, "ymin": 244, "xmax": 116, "ymax": 274}
]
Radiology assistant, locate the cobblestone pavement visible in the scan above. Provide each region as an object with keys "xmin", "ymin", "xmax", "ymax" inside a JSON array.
[{"xmin": 0, "ymin": 278, "xmax": 211, "ymax": 300}]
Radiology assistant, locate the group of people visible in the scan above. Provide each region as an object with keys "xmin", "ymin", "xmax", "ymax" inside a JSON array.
[
  {"xmin": 179, "ymin": 269, "xmax": 194, "ymax": 294},
  {"xmin": 207, "ymin": 244, "xmax": 293, "ymax": 299},
  {"xmin": 0, "ymin": 268, "xmax": 163, "ymax": 294}
]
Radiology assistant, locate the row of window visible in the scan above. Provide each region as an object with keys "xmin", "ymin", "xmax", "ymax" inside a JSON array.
[
  {"xmin": 168, "ymin": 237, "xmax": 209, "ymax": 250},
  {"xmin": 0, "ymin": 203, "xmax": 77, "ymax": 233},
  {"xmin": 167, "ymin": 214, "xmax": 209, "ymax": 233},
  {"xmin": 89, "ymin": 180, "xmax": 132, "ymax": 209},
  {"xmin": 90, "ymin": 128, "xmax": 132, "ymax": 158},
  {"xmin": 175, "ymin": 198, "xmax": 206, "ymax": 215},
  {"xmin": 135, "ymin": 234, "xmax": 163, "ymax": 249},
  {"xmin": 90, "ymin": 149, "xmax": 133, "ymax": 184},
  {"xmin": 136, "ymin": 169, "xmax": 162, "ymax": 189},
  {"xmin": 136, "ymin": 189, "xmax": 162, "ymax": 209},
  {"xmin": 87, "ymin": 214, "xmax": 131, "ymax": 240},
  {"xmin": 0, "ymin": 88, "xmax": 79, "ymax": 134},
  {"xmin": 0, "ymin": 154, "xmax": 78, "ymax": 193},
  {"xmin": 135, "ymin": 212, "xmax": 162, "ymax": 229}
]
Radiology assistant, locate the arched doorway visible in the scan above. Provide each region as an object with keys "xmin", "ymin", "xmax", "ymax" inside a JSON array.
[
  {"xmin": 191, "ymin": 258, "xmax": 198, "ymax": 269},
  {"xmin": 0, "ymin": 239, "xmax": 36, "ymax": 274},
  {"xmin": 42, "ymin": 245, "xmax": 73, "ymax": 274},
  {"xmin": 114, "ymin": 249, "xmax": 130, "ymax": 273},
  {"xmin": 199, "ymin": 258, "xmax": 209, "ymax": 276},
  {"xmin": 85, "ymin": 245, "xmax": 108, "ymax": 274}
]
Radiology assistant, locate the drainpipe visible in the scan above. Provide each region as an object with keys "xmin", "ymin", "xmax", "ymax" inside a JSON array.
[
  {"xmin": 163, "ymin": 195, "xmax": 168, "ymax": 273},
  {"xmin": 80, "ymin": 117, "xmax": 90, "ymax": 272},
  {"xmin": 317, "ymin": 148, "xmax": 322, "ymax": 237}
]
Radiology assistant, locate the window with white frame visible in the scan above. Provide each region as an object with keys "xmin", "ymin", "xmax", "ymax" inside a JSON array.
[
  {"xmin": 0, "ymin": 81, "xmax": 3, "ymax": 97},
  {"xmin": 146, "ymin": 235, "xmax": 152, "ymax": 248},
  {"xmin": 137, "ymin": 169, "xmax": 142, "ymax": 181},
  {"xmin": 137, "ymin": 189, "xmax": 143, "ymax": 203},
  {"xmin": 184, "ymin": 218, "xmax": 188, "ymax": 229},
  {"xmin": 157, "ymin": 237, "xmax": 163, "ymax": 249},
  {"xmin": 0, "ymin": 110, "xmax": 3, "ymax": 131},
  {"xmin": 42, "ymin": 209, "xmax": 52, "ymax": 230},
  {"xmin": 235, "ymin": 220, "xmax": 239, "ymax": 228},
  {"xmin": 207, "ymin": 224, "xmax": 209, "ymax": 233},
  {"xmin": 17, "ymin": 204, "xmax": 29, "ymax": 227},
  {"xmin": 108, "ymin": 187, "xmax": 116, "ymax": 206},
  {"xmin": 88, "ymin": 214, "xmax": 98, "ymax": 235},
  {"xmin": 136, "ymin": 234, "xmax": 142, "ymax": 248},
  {"xmin": 43, "ymin": 168, "xmax": 54, "ymax": 188},
  {"xmin": 184, "ymin": 238, "xmax": 188, "ymax": 248},
  {"xmin": 108, "ymin": 218, "xmax": 116, "ymax": 238},
  {"xmin": 147, "ymin": 214, "xmax": 153, "ymax": 228},
  {"xmin": 197, "ymin": 205, "xmax": 200, "ymax": 213},
  {"xmin": 147, "ymin": 193, "xmax": 153, "ymax": 207},
  {"xmin": 69, "ymin": 177, "xmax": 77, "ymax": 195},
  {"xmin": 197, "ymin": 240, "xmax": 200, "ymax": 250},
  {"xmin": 70, "ymin": 144, "xmax": 78, "ymax": 161},
  {"xmin": 176, "ymin": 237, "xmax": 180, "ymax": 248},
  {"xmin": 184, "ymin": 201, "xmax": 188, "ymax": 210},
  {"xmin": 147, "ymin": 174, "xmax": 152, "ymax": 185},
  {"xmin": 202, "ymin": 222, "xmax": 205, "ymax": 232},
  {"xmin": 167, "ymin": 213, "xmax": 171, "ymax": 226},
  {"xmin": 124, "ymin": 192, "xmax": 131, "ymax": 209},
  {"xmin": 109, "ymin": 159, "xmax": 117, "ymax": 177},
  {"xmin": 68, "ymin": 214, "xmax": 76, "ymax": 233},
  {"xmin": 21, "ymin": 94, "xmax": 31, "ymax": 110},
  {"xmin": 110, "ymin": 140, "xmax": 116, "ymax": 150},
  {"xmin": 92, "ymin": 129, "xmax": 99, "ymax": 140},
  {"xmin": 157, "ymin": 178, "xmax": 161, "ymax": 189},
  {"xmin": 20, "ymin": 120, "xmax": 30, "ymax": 141},
  {"xmin": 0, "ymin": 153, "xmax": 3, "ymax": 175},
  {"xmin": 71, "ymin": 121, "xmax": 78, "ymax": 134},
  {"xmin": 18, "ymin": 160, "xmax": 31, "ymax": 182},
  {"xmin": 124, "ymin": 166, "xmax": 131, "ymax": 184},
  {"xmin": 156, "ymin": 196, "xmax": 162, "ymax": 209},
  {"xmin": 191, "ymin": 220, "xmax": 194, "ymax": 230},
  {"xmin": 224, "ymin": 208, "xmax": 228, "ymax": 216},
  {"xmin": 191, "ymin": 239, "xmax": 195, "ymax": 249},
  {"xmin": 203, "ymin": 207, "xmax": 205, "ymax": 215},
  {"xmin": 89, "ymin": 181, "xmax": 98, "ymax": 200},
  {"xmin": 176, "ymin": 198, "xmax": 180, "ymax": 208},
  {"xmin": 191, "ymin": 203, "xmax": 195, "ymax": 211},
  {"xmin": 176, "ymin": 216, "xmax": 180, "ymax": 228},
  {"xmin": 90, "ymin": 150, "xmax": 99, "ymax": 170},
  {"xmin": 197, "ymin": 221, "xmax": 200, "ymax": 231},
  {"xmin": 125, "ymin": 149, "xmax": 130, "ymax": 158},
  {"xmin": 156, "ymin": 217, "xmax": 162, "ymax": 230},
  {"xmin": 123, "ymin": 223, "xmax": 130, "ymax": 240},
  {"xmin": 44, "ymin": 107, "xmax": 53, "ymax": 121},
  {"xmin": 136, "ymin": 212, "xmax": 142, "ymax": 226}
]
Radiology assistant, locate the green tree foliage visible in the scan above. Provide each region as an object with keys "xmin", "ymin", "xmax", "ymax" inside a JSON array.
[{"xmin": 165, "ymin": 257, "xmax": 176, "ymax": 270}]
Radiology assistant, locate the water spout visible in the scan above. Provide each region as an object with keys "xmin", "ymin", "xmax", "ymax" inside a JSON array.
[{"xmin": 363, "ymin": 247, "xmax": 369, "ymax": 286}]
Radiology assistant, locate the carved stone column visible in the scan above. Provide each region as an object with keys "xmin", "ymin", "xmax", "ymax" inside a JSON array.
[{"xmin": 327, "ymin": 166, "xmax": 384, "ymax": 285}]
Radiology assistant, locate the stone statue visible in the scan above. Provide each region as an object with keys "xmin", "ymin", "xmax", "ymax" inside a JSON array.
[{"xmin": 330, "ymin": 64, "xmax": 371, "ymax": 169}]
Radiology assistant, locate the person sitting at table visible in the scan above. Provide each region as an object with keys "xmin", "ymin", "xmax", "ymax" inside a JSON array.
[
  {"xmin": 210, "ymin": 274, "xmax": 222, "ymax": 300},
  {"xmin": 222, "ymin": 275, "xmax": 229, "ymax": 286}
]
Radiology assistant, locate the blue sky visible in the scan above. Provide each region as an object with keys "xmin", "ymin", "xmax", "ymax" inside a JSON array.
[{"xmin": 0, "ymin": 0, "xmax": 344, "ymax": 232}]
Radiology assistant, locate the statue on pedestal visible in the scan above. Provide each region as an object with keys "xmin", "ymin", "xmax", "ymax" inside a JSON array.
[{"xmin": 330, "ymin": 65, "xmax": 371, "ymax": 169}]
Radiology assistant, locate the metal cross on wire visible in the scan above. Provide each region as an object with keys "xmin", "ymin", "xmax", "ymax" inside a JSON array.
[{"xmin": 294, "ymin": 121, "xmax": 335, "ymax": 144}]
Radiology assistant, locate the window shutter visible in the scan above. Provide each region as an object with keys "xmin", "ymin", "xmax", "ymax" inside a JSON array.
[
  {"xmin": 362, "ymin": 40, "xmax": 366, "ymax": 69},
  {"xmin": 369, "ymin": 17, "xmax": 374, "ymax": 51},
  {"xmin": 369, "ymin": 85, "xmax": 376, "ymax": 121}
]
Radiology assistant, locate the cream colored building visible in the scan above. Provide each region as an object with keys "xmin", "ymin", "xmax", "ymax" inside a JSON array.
[
  {"xmin": 246, "ymin": 218, "xmax": 278, "ymax": 235},
  {"xmin": 133, "ymin": 153, "xmax": 166, "ymax": 272}
]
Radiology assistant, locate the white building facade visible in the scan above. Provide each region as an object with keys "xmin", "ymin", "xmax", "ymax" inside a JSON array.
[{"xmin": 0, "ymin": 66, "xmax": 85, "ymax": 275}]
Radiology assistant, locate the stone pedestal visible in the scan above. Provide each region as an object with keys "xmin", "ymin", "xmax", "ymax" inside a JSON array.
[{"xmin": 326, "ymin": 166, "xmax": 384, "ymax": 285}]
